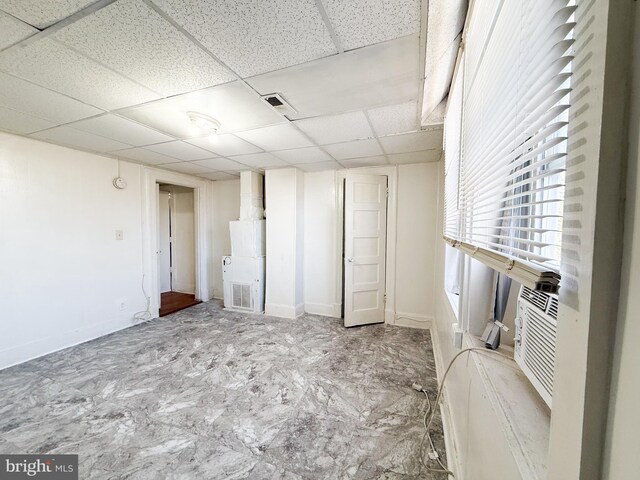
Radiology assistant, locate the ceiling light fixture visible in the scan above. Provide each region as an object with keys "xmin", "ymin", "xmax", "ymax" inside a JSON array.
[{"xmin": 186, "ymin": 111, "xmax": 221, "ymax": 143}]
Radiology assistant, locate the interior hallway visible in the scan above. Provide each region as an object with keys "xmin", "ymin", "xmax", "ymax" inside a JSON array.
[{"xmin": 0, "ymin": 301, "xmax": 445, "ymax": 479}]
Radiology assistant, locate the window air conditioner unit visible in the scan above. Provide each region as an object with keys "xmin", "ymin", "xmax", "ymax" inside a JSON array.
[{"xmin": 514, "ymin": 286, "xmax": 558, "ymax": 408}]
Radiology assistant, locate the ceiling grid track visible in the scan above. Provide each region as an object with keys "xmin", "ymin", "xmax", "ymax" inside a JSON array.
[
  {"xmin": 0, "ymin": 0, "xmax": 119, "ymax": 55},
  {"xmin": 314, "ymin": 0, "xmax": 344, "ymax": 54}
]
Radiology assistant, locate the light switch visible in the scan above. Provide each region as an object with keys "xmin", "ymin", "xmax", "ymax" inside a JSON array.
[{"xmin": 115, "ymin": 230, "xmax": 124, "ymax": 240}]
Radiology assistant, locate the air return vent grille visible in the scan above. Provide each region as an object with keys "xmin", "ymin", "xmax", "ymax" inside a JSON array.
[{"xmin": 231, "ymin": 283, "xmax": 252, "ymax": 310}]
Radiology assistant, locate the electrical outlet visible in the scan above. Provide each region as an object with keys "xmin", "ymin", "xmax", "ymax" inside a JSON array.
[
  {"xmin": 117, "ymin": 298, "xmax": 127, "ymax": 311},
  {"xmin": 115, "ymin": 230, "xmax": 124, "ymax": 240}
]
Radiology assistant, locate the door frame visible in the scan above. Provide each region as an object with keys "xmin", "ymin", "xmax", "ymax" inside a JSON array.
[
  {"xmin": 142, "ymin": 167, "xmax": 212, "ymax": 318},
  {"xmin": 335, "ymin": 166, "xmax": 399, "ymax": 324}
]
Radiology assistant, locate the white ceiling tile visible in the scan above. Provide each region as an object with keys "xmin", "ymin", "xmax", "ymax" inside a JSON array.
[
  {"xmin": 340, "ymin": 155, "xmax": 389, "ymax": 168},
  {"xmin": 186, "ymin": 134, "xmax": 262, "ymax": 157},
  {"xmin": 192, "ymin": 157, "xmax": 245, "ymax": 171},
  {"xmin": 322, "ymin": 0, "xmax": 420, "ymax": 51},
  {"xmin": 161, "ymin": 161, "xmax": 213, "ymax": 174},
  {"xmin": 295, "ymin": 111, "xmax": 373, "ymax": 145},
  {"xmin": 119, "ymin": 81, "xmax": 284, "ymax": 138},
  {"xmin": 0, "ymin": 0, "xmax": 96, "ymax": 28},
  {"xmin": 0, "ymin": 106, "xmax": 56, "ymax": 134},
  {"xmin": 0, "ymin": 39, "xmax": 159, "ymax": 110},
  {"xmin": 0, "ymin": 11, "xmax": 37, "ymax": 49},
  {"xmin": 323, "ymin": 138, "xmax": 382, "ymax": 160},
  {"xmin": 0, "ymin": 72, "xmax": 102, "ymax": 124},
  {"xmin": 387, "ymin": 149, "xmax": 442, "ymax": 164},
  {"xmin": 379, "ymin": 129, "xmax": 443, "ymax": 154},
  {"xmin": 70, "ymin": 114, "xmax": 175, "ymax": 146},
  {"xmin": 295, "ymin": 161, "xmax": 342, "ymax": 172},
  {"xmin": 152, "ymin": 0, "xmax": 337, "ymax": 77},
  {"xmin": 199, "ymin": 171, "xmax": 241, "ymax": 181},
  {"xmin": 235, "ymin": 123, "xmax": 313, "ymax": 151},
  {"xmin": 228, "ymin": 152, "xmax": 287, "ymax": 169},
  {"xmin": 31, "ymin": 126, "xmax": 132, "ymax": 152},
  {"xmin": 113, "ymin": 147, "xmax": 179, "ymax": 165},
  {"xmin": 271, "ymin": 147, "xmax": 332, "ymax": 164},
  {"xmin": 145, "ymin": 141, "xmax": 214, "ymax": 161},
  {"xmin": 53, "ymin": 0, "xmax": 235, "ymax": 97},
  {"xmin": 367, "ymin": 101, "xmax": 419, "ymax": 136},
  {"xmin": 246, "ymin": 35, "xmax": 419, "ymax": 119}
]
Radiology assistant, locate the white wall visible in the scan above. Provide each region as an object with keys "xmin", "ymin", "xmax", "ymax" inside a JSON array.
[
  {"xmin": 0, "ymin": 133, "xmax": 230, "ymax": 369},
  {"xmin": 394, "ymin": 163, "xmax": 439, "ymax": 327},
  {"xmin": 602, "ymin": 2, "xmax": 640, "ymax": 478},
  {"xmin": 210, "ymin": 179, "xmax": 240, "ymax": 300},
  {"xmin": 171, "ymin": 187, "xmax": 195, "ymax": 294},
  {"xmin": 303, "ymin": 170, "xmax": 340, "ymax": 317},
  {"xmin": 0, "ymin": 133, "xmax": 147, "ymax": 369},
  {"xmin": 302, "ymin": 163, "xmax": 439, "ymax": 324},
  {"xmin": 265, "ymin": 168, "xmax": 304, "ymax": 318}
]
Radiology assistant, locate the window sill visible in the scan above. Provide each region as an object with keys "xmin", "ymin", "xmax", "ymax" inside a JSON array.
[{"xmin": 464, "ymin": 334, "xmax": 551, "ymax": 480}]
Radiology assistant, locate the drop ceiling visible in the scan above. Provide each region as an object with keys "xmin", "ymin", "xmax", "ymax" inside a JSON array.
[{"xmin": 0, "ymin": 0, "xmax": 444, "ymax": 180}]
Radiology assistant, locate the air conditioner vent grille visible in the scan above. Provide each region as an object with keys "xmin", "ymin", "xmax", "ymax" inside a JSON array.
[
  {"xmin": 522, "ymin": 308, "xmax": 556, "ymax": 397},
  {"xmin": 521, "ymin": 286, "xmax": 549, "ymax": 311},
  {"xmin": 548, "ymin": 296, "xmax": 559, "ymax": 320}
]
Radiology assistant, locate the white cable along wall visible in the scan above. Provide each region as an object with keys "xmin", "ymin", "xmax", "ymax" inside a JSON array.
[{"xmin": 443, "ymin": 0, "xmax": 575, "ymax": 292}]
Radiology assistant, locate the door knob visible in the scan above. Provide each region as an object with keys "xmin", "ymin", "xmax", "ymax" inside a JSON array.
[{"xmin": 347, "ymin": 257, "xmax": 354, "ymax": 262}]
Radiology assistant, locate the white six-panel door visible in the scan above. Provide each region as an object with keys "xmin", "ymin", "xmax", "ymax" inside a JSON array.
[{"xmin": 344, "ymin": 174, "xmax": 388, "ymax": 327}]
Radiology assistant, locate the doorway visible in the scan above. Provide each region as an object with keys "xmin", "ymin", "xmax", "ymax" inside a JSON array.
[
  {"xmin": 342, "ymin": 174, "xmax": 388, "ymax": 327},
  {"xmin": 157, "ymin": 183, "xmax": 201, "ymax": 316}
]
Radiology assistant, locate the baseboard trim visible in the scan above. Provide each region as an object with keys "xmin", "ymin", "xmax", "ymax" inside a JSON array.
[
  {"xmin": 0, "ymin": 315, "xmax": 149, "ymax": 371},
  {"xmin": 265, "ymin": 303, "xmax": 303, "ymax": 319},
  {"xmin": 304, "ymin": 302, "xmax": 341, "ymax": 318},
  {"xmin": 430, "ymin": 320, "xmax": 463, "ymax": 479},
  {"xmin": 394, "ymin": 312, "xmax": 433, "ymax": 329}
]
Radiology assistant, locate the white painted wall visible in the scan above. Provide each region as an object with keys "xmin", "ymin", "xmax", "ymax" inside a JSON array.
[
  {"xmin": 0, "ymin": 133, "xmax": 229, "ymax": 369},
  {"xmin": 171, "ymin": 187, "xmax": 195, "ymax": 294},
  {"xmin": 303, "ymin": 171, "xmax": 340, "ymax": 317},
  {"xmin": 602, "ymin": 2, "xmax": 640, "ymax": 478},
  {"xmin": 0, "ymin": 133, "xmax": 147, "ymax": 369},
  {"xmin": 265, "ymin": 168, "xmax": 304, "ymax": 318},
  {"xmin": 210, "ymin": 179, "xmax": 240, "ymax": 300},
  {"xmin": 394, "ymin": 163, "xmax": 439, "ymax": 327}
]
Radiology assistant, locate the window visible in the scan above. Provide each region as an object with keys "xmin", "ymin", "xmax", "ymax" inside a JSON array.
[{"xmin": 443, "ymin": 0, "xmax": 575, "ymax": 292}]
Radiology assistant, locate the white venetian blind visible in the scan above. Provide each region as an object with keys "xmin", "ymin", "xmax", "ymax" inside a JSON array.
[
  {"xmin": 443, "ymin": 55, "xmax": 463, "ymax": 240},
  {"xmin": 444, "ymin": 0, "xmax": 575, "ymax": 292}
]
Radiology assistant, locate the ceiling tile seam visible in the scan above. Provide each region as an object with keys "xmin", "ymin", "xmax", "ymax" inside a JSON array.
[
  {"xmin": 361, "ymin": 110, "xmax": 390, "ymax": 164},
  {"xmin": 109, "ymin": 112, "xmax": 181, "ymax": 141},
  {"xmin": 0, "ymin": 8, "xmax": 41, "ymax": 30},
  {"xmin": 0, "ymin": 0, "xmax": 119, "ymax": 55},
  {"xmin": 50, "ymin": 38, "xmax": 164, "ymax": 99},
  {"xmin": 0, "ymin": 69, "xmax": 109, "ymax": 116},
  {"xmin": 287, "ymin": 121, "xmax": 345, "ymax": 168},
  {"xmin": 416, "ymin": 0, "xmax": 429, "ymax": 130},
  {"xmin": 314, "ymin": 0, "xmax": 344, "ymax": 54},
  {"xmin": 0, "ymin": 103, "xmax": 69, "ymax": 129}
]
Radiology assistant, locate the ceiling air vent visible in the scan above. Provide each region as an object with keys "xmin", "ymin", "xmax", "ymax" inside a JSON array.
[{"xmin": 261, "ymin": 93, "xmax": 297, "ymax": 117}]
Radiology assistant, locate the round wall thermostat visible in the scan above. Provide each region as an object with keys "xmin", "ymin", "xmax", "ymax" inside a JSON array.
[{"xmin": 113, "ymin": 177, "xmax": 127, "ymax": 189}]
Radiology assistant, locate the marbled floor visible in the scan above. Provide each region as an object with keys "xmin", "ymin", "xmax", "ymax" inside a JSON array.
[{"xmin": 0, "ymin": 301, "xmax": 447, "ymax": 479}]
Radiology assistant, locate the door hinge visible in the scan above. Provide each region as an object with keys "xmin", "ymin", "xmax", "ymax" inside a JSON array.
[
  {"xmin": 386, "ymin": 187, "xmax": 389, "ymax": 198},
  {"xmin": 383, "ymin": 294, "xmax": 387, "ymax": 305}
]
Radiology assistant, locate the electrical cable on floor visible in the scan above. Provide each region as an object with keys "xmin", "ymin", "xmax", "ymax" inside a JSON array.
[
  {"xmin": 413, "ymin": 347, "xmax": 513, "ymax": 478},
  {"xmin": 133, "ymin": 274, "xmax": 152, "ymax": 323}
]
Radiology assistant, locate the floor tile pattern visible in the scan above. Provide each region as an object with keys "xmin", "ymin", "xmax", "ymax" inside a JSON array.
[{"xmin": 0, "ymin": 301, "xmax": 447, "ymax": 479}]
